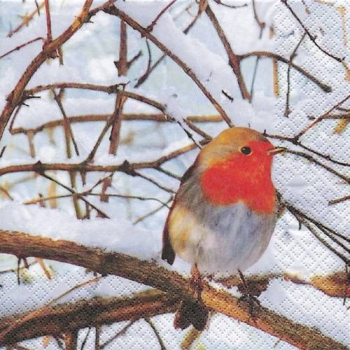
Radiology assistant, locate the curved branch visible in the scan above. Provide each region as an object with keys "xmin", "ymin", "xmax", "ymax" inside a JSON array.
[
  {"xmin": 0, "ymin": 230, "xmax": 347, "ymax": 349},
  {"xmin": 239, "ymin": 51, "xmax": 332, "ymax": 93}
]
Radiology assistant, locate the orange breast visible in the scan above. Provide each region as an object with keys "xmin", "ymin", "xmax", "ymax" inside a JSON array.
[{"xmin": 200, "ymin": 153, "xmax": 276, "ymax": 214}]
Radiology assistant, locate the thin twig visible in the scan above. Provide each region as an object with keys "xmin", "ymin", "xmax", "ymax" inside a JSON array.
[
  {"xmin": 284, "ymin": 32, "xmax": 307, "ymax": 117},
  {"xmin": 0, "ymin": 0, "xmax": 116, "ymax": 140},
  {"xmin": 239, "ymin": 51, "xmax": 332, "ymax": 92},
  {"xmin": 7, "ymin": 1, "xmax": 45, "ymax": 37},
  {"xmin": 283, "ymin": 148, "xmax": 350, "ymax": 183},
  {"xmin": 252, "ymin": 0, "xmax": 265, "ymax": 38},
  {"xmin": 104, "ymin": 5, "xmax": 232, "ymax": 126},
  {"xmin": 281, "ymin": 0, "xmax": 343, "ymax": 63},
  {"xmin": 146, "ymin": 0, "xmax": 177, "ymax": 32},
  {"xmin": 295, "ymin": 94, "xmax": 350, "ymax": 139},
  {"xmin": 39, "ymin": 172, "xmax": 110, "ymax": 218},
  {"xmin": 205, "ymin": 3, "xmax": 250, "ymax": 100},
  {"xmin": 266, "ymin": 133, "xmax": 350, "ymax": 167},
  {"xmin": 52, "ymin": 90, "xmax": 80, "ymax": 156},
  {"xmin": 145, "ymin": 318, "xmax": 167, "ymax": 350},
  {"xmin": 0, "ymin": 37, "xmax": 45, "ymax": 60}
]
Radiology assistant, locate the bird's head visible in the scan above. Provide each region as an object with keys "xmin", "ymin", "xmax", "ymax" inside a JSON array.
[
  {"xmin": 197, "ymin": 127, "xmax": 283, "ymax": 212},
  {"xmin": 199, "ymin": 127, "xmax": 281, "ymax": 169}
]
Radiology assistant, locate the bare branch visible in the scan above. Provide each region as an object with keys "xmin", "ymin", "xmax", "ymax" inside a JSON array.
[
  {"xmin": 0, "ymin": 0, "xmax": 116, "ymax": 140},
  {"xmin": 104, "ymin": 5, "xmax": 232, "ymax": 127},
  {"xmin": 0, "ymin": 289, "xmax": 178, "ymax": 346},
  {"xmin": 281, "ymin": 0, "xmax": 343, "ymax": 63}
]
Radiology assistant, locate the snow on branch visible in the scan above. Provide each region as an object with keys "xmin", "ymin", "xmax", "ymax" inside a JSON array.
[{"xmin": 0, "ymin": 229, "xmax": 347, "ymax": 349}]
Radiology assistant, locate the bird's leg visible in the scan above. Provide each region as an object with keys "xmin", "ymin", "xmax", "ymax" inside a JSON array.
[
  {"xmin": 190, "ymin": 263, "xmax": 203, "ymax": 300},
  {"xmin": 237, "ymin": 270, "xmax": 261, "ymax": 317}
]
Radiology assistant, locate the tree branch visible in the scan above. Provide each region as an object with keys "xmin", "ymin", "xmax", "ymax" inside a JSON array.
[
  {"xmin": 0, "ymin": 290, "xmax": 178, "ymax": 346},
  {"xmin": 0, "ymin": 0, "xmax": 116, "ymax": 140},
  {"xmin": 0, "ymin": 230, "xmax": 347, "ymax": 349},
  {"xmin": 104, "ymin": 5, "xmax": 232, "ymax": 127}
]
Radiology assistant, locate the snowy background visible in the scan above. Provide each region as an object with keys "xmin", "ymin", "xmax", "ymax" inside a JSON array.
[{"xmin": 0, "ymin": 0, "xmax": 350, "ymax": 349}]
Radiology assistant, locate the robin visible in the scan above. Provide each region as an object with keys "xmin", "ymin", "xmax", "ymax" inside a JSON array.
[{"xmin": 161, "ymin": 127, "xmax": 283, "ymax": 330}]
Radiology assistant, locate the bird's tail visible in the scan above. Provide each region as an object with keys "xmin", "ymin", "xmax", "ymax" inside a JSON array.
[{"xmin": 174, "ymin": 300, "xmax": 209, "ymax": 331}]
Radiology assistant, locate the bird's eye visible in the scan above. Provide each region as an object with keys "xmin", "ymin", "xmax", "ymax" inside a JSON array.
[{"xmin": 240, "ymin": 146, "xmax": 252, "ymax": 155}]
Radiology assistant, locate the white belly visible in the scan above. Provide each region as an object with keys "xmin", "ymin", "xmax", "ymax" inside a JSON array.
[{"xmin": 169, "ymin": 202, "xmax": 276, "ymax": 276}]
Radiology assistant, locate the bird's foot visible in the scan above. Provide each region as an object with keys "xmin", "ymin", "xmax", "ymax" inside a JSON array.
[
  {"xmin": 237, "ymin": 270, "xmax": 261, "ymax": 317},
  {"xmin": 238, "ymin": 292, "xmax": 261, "ymax": 317},
  {"xmin": 190, "ymin": 263, "xmax": 203, "ymax": 300}
]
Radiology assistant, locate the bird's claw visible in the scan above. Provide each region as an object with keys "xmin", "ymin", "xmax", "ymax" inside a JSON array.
[{"xmin": 238, "ymin": 293, "xmax": 261, "ymax": 317}]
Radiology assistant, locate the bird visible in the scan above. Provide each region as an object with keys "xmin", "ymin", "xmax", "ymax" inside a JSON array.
[{"xmin": 161, "ymin": 126, "xmax": 283, "ymax": 331}]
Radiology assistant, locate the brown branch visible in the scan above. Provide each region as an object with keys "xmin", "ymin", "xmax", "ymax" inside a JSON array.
[
  {"xmin": 239, "ymin": 51, "xmax": 332, "ymax": 92},
  {"xmin": 24, "ymin": 192, "xmax": 171, "ymax": 208},
  {"xmin": 266, "ymin": 132, "xmax": 350, "ymax": 167},
  {"xmin": 220, "ymin": 271, "xmax": 350, "ymax": 298},
  {"xmin": 329, "ymin": 194, "xmax": 350, "ymax": 205},
  {"xmin": 284, "ymin": 32, "xmax": 307, "ymax": 117},
  {"xmin": 275, "ymin": 148, "xmax": 350, "ymax": 184},
  {"xmin": 134, "ymin": 2, "xmax": 201, "ymax": 88},
  {"xmin": 0, "ymin": 0, "xmax": 116, "ymax": 140},
  {"xmin": 284, "ymin": 200, "xmax": 350, "ymax": 265},
  {"xmin": 146, "ymin": 0, "xmax": 178, "ymax": 32},
  {"xmin": 100, "ymin": 321, "xmax": 135, "ymax": 348},
  {"xmin": 0, "ymin": 230, "xmax": 347, "ymax": 349},
  {"xmin": 213, "ymin": 0, "xmax": 247, "ymax": 9},
  {"xmin": 44, "ymin": 0, "xmax": 53, "ymax": 43},
  {"xmin": 0, "ymin": 143, "xmax": 198, "ymax": 177},
  {"xmin": 0, "ymin": 289, "xmax": 178, "ymax": 346},
  {"xmin": 116, "ymin": 21, "xmax": 128, "ymax": 76},
  {"xmin": 205, "ymin": 4, "xmax": 250, "ymax": 100},
  {"xmin": 23, "ymin": 83, "xmax": 210, "ymax": 144},
  {"xmin": 10, "ymin": 113, "xmax": 222, "ymax": 136},
  {"xmin": 0, "ymin": 37, "xmax": 45, "ymax": 60},
  {"xmin": 252, "ymin": 0, "xmax": 265, "ymax": 38},
  {"xmin": 104, "ymin": 5, "xmax": 232, "ymax": 127},
  {"xmin": 144, "ymin": 318, "xmax": 167, "ymax": 350},
  {"xmin": 38, "ymin": 172, "xmax": 109, "ymax": 219},
  {"xmin": 52, "ymin": 90, "xmax": 80, "ymax": 157},
  {"xmin": 108, "ymin": 91, "xmax": 126, "ymax": 155},
  {"xmin": 295, "ymin": 94, "xmax": 350, "ymax": 139}
]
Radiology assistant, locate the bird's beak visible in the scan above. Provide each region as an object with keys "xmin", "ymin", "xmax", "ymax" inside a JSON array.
[{"xmin": 267, "ymin": 147, "xmax": 286, "ymax": 156}]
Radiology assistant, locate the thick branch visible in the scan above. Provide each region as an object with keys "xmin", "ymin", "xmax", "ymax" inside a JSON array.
[
  {"xmin": 0, "ymin": 290, "xmax": 178, "ymax": 345},
  {"xmin": 0, "ymin": 230, "xmax": 347, "ymax": 349}
]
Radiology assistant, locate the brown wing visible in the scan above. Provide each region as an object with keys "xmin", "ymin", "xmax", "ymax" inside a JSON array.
[{"xmin": 161, "ymin": 163, "xmax": 196, "ymax": 265}]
